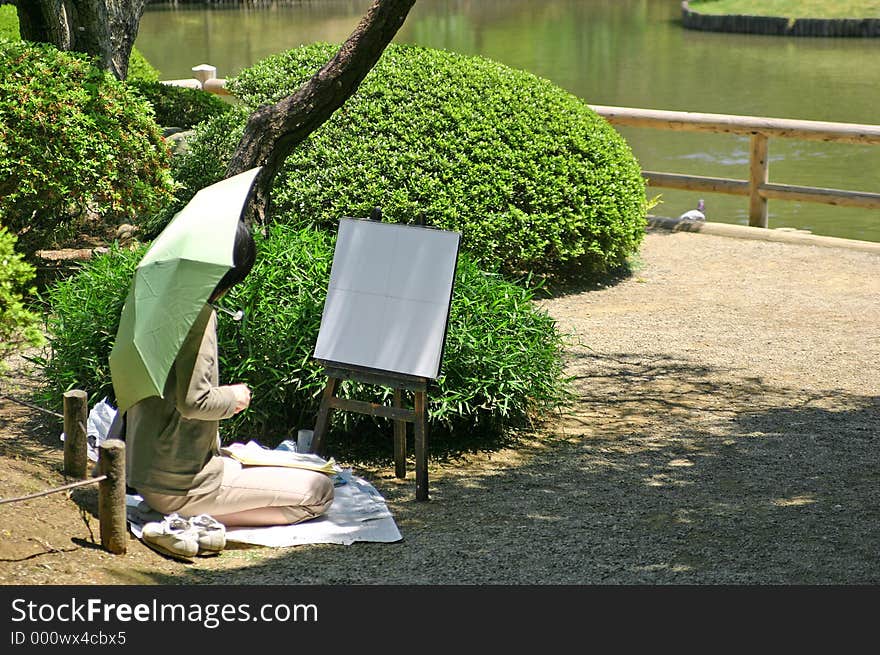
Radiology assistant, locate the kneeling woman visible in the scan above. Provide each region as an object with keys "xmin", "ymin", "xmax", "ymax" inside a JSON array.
[{"xmin": 117, "ymin": 221, "xmax": 333, "ymax": 527}]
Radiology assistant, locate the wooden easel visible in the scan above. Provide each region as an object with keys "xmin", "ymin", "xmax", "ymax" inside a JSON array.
[
  {"xmin": 310, "ymin": 362, "xmax": 431, "ymax": 501},
  {"xmin": 308, "ymin": 210, "xmax": 458, "ymax": 502}
]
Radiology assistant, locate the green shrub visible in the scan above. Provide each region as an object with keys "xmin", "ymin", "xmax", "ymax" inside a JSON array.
[
  {"xmin": 127, "ymin": 80, "xmax": 232, "ymax": 129},
  {"xmin": 0, "ymin": 225, "xmax": 44, "ymax": 369},
  {"xmin": 0, "ymin": 5, "xmax": 157, "ymax": 81},
  {"xmin": 166, "ymin": 43, "xmax": 647, "ymax": 276},
  {"xmin": 0, "ymin": 6, "xmax": 17, "ymax": 42},
  {"xmin": 40, "ymin": 223, "xmax": 570, "ymax": 458},
  {"xmin": 127, "ymin": 48, "xmax": 161, "ymax": 82},
  {"xmin": 0, "ymin": 41, "xmax": 173, "ymax": 256},
  {"xmin": 138, "ymin": 106, "xmax": 249, "ymax": 239}
]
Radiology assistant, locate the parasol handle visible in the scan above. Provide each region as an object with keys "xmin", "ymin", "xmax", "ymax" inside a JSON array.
[{"xmin": 211, "ymin": 304, "xmax": 244, "ymax": 321}]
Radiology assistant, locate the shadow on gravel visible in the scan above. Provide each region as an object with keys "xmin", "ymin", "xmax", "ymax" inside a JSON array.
[
  {"xmin": 533, "ymin": 259, "xmax": 636, "ymax": 300},
  {"xmin": 135, "ymin": 351, "xmax": 878, "ymax": 585}
]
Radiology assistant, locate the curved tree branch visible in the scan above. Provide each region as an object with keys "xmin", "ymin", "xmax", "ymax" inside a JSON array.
[{"xmin": 224, "ymin": 0, "xmax": 417, "ymax": 226}]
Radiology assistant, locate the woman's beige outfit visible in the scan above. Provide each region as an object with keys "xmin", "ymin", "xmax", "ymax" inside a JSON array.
[{"xmin": 119, "ymin": 305, "xmax": 333, "ymax": 525}]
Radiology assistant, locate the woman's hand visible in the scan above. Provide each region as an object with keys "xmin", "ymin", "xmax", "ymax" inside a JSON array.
[{"xmin": 228, "ymin": 384, "xmax": 251, "ymax": 414}]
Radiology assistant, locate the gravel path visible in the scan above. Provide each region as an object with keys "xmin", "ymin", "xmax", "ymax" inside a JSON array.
[
  {"xmin": 184, "ymin": 227, "xmax": 878, "ymax": 585},
  {"xmin": 2, "ymin": 227, "xmax": 877, "ymax": 584}
]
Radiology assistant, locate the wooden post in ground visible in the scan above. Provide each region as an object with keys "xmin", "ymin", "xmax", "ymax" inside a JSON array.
[
  {"xmin": 749, "ymin": 133, "xmax": 769, "ymax": 227},
  {"xmin": 393, "ymin": 389, "xmax": 407, "ymax": 479},
  {"xmin": 63, "ymin": 390, "xmax": 88, "ymax": 479},
  {"xmin": 413, "ymin": 390, "xmax": 428, "ymax": 502},
  {"xmin": 98, "ymin": 439, "xmax": 127, "ymax": 555}
]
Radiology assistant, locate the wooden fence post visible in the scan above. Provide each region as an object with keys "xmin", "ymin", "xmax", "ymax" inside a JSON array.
[
  {"xmin": 98, "ymin": 439, "xmax": 127, "ymax": 555},
  {"xmin": 62, "ymin": 390, "xmax": 88, "ymax": 479},
  {"xmin": 393, "ymin": 389, "xmax": 407, "ymax": 479},
  {"xmin": 749, "ymin": 133, "xmax": 769, "ymax": 228}
]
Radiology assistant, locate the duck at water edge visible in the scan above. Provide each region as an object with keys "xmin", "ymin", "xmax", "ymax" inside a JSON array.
[{"xmin": 679, "ymin": 199, "xmax": 706, "ymax": 221}]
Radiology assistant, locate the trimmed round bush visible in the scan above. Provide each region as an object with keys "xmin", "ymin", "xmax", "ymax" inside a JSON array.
[
  {"xmin": 161, "ymin": 43, "xmax": 647, "ymax": 276},
  {"xmin": 0, "ymin": 41, "xmax": 173, "ymax": 255},
  {"xmin": 127, "ymin": 80, "xmax": 232, "ymax": 129},
  {"xmin": 41, "ymin": 223, "xmax": 570, "ymax": 458}
]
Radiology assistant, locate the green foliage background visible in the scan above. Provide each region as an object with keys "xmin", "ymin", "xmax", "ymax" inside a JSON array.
[
  {"xmin": 127, "ymin": 48, "xmax": 161, "ymax": 82},
  {"xmin": 128, "ymin": 80, "xmax": 232, "ymax": 129},
  {"xmin": 41, "ymin": 225, "xmax": 571, "ymax": 460},
  {"xmin": 0, "ymin": 226, "xmax": 44, "ymax": 370},
  {"xmin": 31, "ymin": 41, "xmax": 659, "ymax": 459},
  {"xmin": 0, "ymin": 5, "xmax": 18, "ymax": 41},
  {"xmin": 151, "ymin": 43, "xmax": 647, "ymax": 277},
  {"xmin": 0, "ymin": 41, "xmax": 173, "ymax": 255}
]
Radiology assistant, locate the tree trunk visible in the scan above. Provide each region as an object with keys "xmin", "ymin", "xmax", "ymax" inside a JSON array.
[
  {"xmin": 225, "ymin": 0, "xmax": 417, "ymax": 226},
  {"xmin": 13, "ymin": 0, "xmax": 147, "ymax": 80}
]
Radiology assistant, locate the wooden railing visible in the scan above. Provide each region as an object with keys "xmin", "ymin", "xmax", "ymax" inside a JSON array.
[
  {"xmin": 588, "ymin": 105, "xmax": 880, "ymax": 227},
  {"xmin": 162, "ymin": 63, "xmax": 230, "ymax": 96}
]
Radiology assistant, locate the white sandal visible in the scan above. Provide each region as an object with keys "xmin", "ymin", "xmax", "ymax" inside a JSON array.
[
  {"xmin": 141, "ymin": 514, "xmax": 199, "ymax": 560},
  {"xmin": 188, "ymin": 514, "xmax": 227, "ymax": 554}
]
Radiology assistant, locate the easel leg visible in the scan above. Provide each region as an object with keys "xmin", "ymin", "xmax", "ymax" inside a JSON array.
[
  {"xmin": 393, "ymin": 389, "xmax": 406, "ymax": 479},
  {"xmin": 310, "ymin": 377, "xmax": 339, "ymax": 455},
  {"xmin": 414, "ymin": 390, "xmax": 428, "ymax": 501}
]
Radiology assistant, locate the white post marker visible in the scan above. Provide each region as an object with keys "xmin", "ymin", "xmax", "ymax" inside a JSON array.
[{"xmin": 192, "ymin": 63, "xmax": 217, "ymax": 86}]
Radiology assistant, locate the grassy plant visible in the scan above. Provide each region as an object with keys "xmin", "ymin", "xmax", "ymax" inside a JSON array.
[
  {"xmin": 40, "ymin": 224, "xmax": 570, "ymax": 460},
  {"xmin": 37, "ymin": 244, "xmax": 144, "ymax": 405},
  {"xmin": 221, "ymin": 224, "xmax": 571, "ymax": 458},
  {"xmin": 215, "ymin": 224, "xmax": 334, "ymax": 442}
]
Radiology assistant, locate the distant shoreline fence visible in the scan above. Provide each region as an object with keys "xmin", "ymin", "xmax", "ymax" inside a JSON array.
[
  {"xmin": 166, "ymin": 65, "xmax": 880, "ymax": 231},
  {"xmin": 588, "ymin": 105, "xmax": 880, "ymax": 228},
  {"xmin": 147, "ymin": 1, "xmax": 292, "ymax": 7}
]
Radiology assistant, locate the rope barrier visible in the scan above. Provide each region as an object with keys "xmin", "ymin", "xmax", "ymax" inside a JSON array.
[
  {"xmin": 1, "ymin": 394, "xmax": 64, "ymax": 419},
  {"xmin": 0, "ymin": 475, "xmax": 107, "ymax": 506},
  {"xmin": 2, "ymin": 387, "xmax": 128, "ymax": 554}
]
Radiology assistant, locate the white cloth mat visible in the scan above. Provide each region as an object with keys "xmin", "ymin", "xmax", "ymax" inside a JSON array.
[{"xmin": 126, "ymin": 472, "xmax": 401, "ymax": 548}]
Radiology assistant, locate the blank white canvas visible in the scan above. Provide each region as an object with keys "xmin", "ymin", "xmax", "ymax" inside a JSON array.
[{"xmin": 313, "ymin": 218, "xmax": 461, "ymax": 379}]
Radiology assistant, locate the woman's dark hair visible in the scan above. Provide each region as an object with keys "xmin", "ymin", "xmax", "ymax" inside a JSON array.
[{"xmin": 209, "ymin": 220, "xmax": 255, "ymax": 302}]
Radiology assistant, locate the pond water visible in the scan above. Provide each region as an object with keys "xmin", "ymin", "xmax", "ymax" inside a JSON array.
[{"xmin": 136, "ymin": 0, "xmax": 880, "ymax": 242}]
